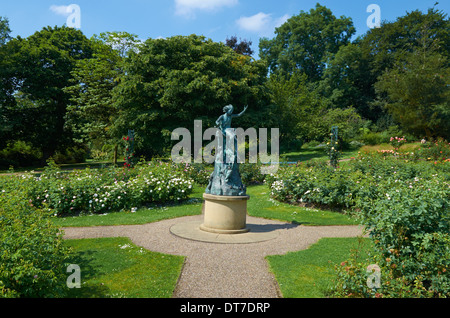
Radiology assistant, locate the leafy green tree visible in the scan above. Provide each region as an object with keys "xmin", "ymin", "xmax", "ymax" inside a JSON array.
[
  {"xmin": 266, "ymin": 69, "xmax": 368, "ymax": 149},
  {"xmin": 259, "ymin": 3, "xmax": 355, "ymax": 81},
  {"xmin": 0, "ymin": 16, "xmax": 11, "ymax": 45},
  {"xmin": 112, "ymin": 34, "xmax": 269, "ymax": 158},
  {"xmin": 0, "ymin": 26, "xmax": 93, "ymax": 161},
  {"xmin": 313, "ymin": 5, "xmax": 449, "ymax": 127},
  {"xmin": 266, "ymin": 71, "xmax": 328, "ymax": 147},
  {"xmin": 360, "ymin": 7, "xmax": 449, "ymax": 80},
  {"xmin": 318, "ymin": 43, "xmax": 374, "ymax": 120},
  {"xmin": 319, "ymin": 107, "xmax": 368, "ymax": 145},
  {"xmin": 225, "ymin": 36, "xmax": 253, "ymax": 56},
  {"xmin": 0, "ymin": 16, "xmax": 13, "ymax": 149},
  {"xmin": 375, "ymin": 28, "xmax": 450, "ymax": 140},
  {"xmin": 356, "ymin": 6, "xmax": 449, "ymax": 125},
  {"xmin": 64, "ymin": 32, "xmax": 141, "ymax": 155}
]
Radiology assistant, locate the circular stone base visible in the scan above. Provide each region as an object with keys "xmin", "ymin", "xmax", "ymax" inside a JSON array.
[
  {"xmin": 199, "ymin": 224, "xmax": 249, "ymax": 234},
  {"xmin": 170, "ymin": 221, "xmax": 279, "ymax": 244},
  {"xmin": 202, "ymin": 193, "xmax": 249, "ymax": 234}
]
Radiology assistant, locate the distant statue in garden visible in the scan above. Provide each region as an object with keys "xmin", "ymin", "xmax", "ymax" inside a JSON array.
[
  {"xmin": 205, "ymin": 104, "xmax": 248, "ymax": 196},
  {"xmin": 329, "ymin": 126, "xmax": 340, "ymax": 168}
]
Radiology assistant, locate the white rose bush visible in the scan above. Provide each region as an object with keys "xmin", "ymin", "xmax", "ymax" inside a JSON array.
[{"xmin": 1, "ymin": 160, "xmax": 194, "ymax": 217}]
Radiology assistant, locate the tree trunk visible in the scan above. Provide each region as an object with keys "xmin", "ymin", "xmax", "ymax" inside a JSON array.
[
  {"xmin": 41, "ymin": 149, "xmax": 54, "ymax": 166},
  {"xmin": 113, "ymin": 144, "xmax": 118, "ymax": 166},
  {"xmin": 424, "ymin": 127, "xmax": 433, "ymax": 141}
]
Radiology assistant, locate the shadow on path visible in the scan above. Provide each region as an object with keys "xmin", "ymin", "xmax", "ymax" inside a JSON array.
[{"xmin": 247, "ymin": 222, "xmax": 299, "ymax": 233}]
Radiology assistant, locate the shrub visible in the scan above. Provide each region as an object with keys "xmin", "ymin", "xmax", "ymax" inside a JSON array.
[
  {"xmin": 0, "ymin": 192, "xmax": 72, "ymax": 298},
  {"xmin": 413, "ymin": 138, "xmax": 450, "ymax": 162},
  {"xmin": 122, "ymin": 133, "xmax": 136, "ymax": 168},
  {"xmin": 0, "ymin": 140, "xmax": 42, "ymax": 168},
  {"xmin": 266, "ymin": 160, "xmax": 379, "ymax": 210},
  {"xmin": 361, "ymin": 131, "xmax": 385, "ymax": 145},
  {"xmin": 4, "ymin": 160, "xmax": 194, "ymax": 217},
  {"xmin": 302, "ymin": 140, "xmax": 321, "ymax": 148},
  {"xmin": 389, "ymin": 136, "xmax": 407, "ymax": 150},
  {"xmin": 267, "ymin": 154, "xmax": 450, "ymax": 297},
  {"xmin": 334, "ymin": 177, "xmax": 450, "ymax": 298},
  {"xmin": 349, "ymin": 140, "xmax": 365, "ymax": 149},
  {"xmin": 53, "ymin": 145, "xmax": 89, "ymax": 164},
  {"xmin": 180, "ymin": 163, "xmax": 211, "ymax": 185},
  {"xmin": 324, "ymin": 139, "xmax": 341, "ymax": 168},
  {"xmin": 239, "ymin": 162, "xmax": 266, "ymax": 185}
]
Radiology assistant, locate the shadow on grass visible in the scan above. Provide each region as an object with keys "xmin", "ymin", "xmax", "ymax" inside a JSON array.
[{"xmin": 65, "ymin": 250, "xmax": 112, "ymax": 298}]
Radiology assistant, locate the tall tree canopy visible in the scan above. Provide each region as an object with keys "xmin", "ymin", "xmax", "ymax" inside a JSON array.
[
  {"xmin": 259, "ymin": 3, "xmax": 355, "ymax": 81},
  {"xmin": 0, "ymin": 16, "xmax": 11, "ymax": 45},
  {"xmin": 1, "ymin": 4, "xmax": 449, "ymax": 167},
  {"xmin": 112, "ymin": 34, "xmax": 269, "ymax": 158},
  {"xmin": 0, "ymin": 16, "xmax": 13, "ymax": 144},
  {"xmin": 256, "ymin": 4, "xmax": 450, "ymax": 147},
  {"xmin": 225, "ymin": 36, "xmax": 253, "ymax": 56},
  {"xmin": 266, "ymin": 71, "xmax": 328, "ymax": 147},
  {"xmin": 375, "ymin": 29, "xmax": 450, "ymax": 140},
  {"xmin": 64, "ymin": 32, "xmax": 141, "ymax": 148},
  {"xmin": 362, "ymin": 8, "xmax": 450, "ymax": 132},
  {"xmin": 318, "ymin": 42, "xmax": 374, "ymax": 120},
  {"xmin": 0, "ymin": 26, "xmax": 93, "ymax": 160},
  {"xmin": 360, "ymin": 7, "xmax": 449, "ymax": 79}
]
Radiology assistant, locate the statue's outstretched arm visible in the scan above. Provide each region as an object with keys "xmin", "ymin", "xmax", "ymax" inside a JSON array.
[{"xmin": 233, "ymin": 105, "xmax": 248, "ymax": 118}]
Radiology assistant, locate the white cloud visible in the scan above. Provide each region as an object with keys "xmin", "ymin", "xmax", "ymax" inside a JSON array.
[
  {"xmin": 175, "ymin": 0, "xmax": 238, "ymax": 18},
  {"xmin": 49, "ymin": 5, "xmax": 71, "ymax": 17},
  {"xmin": 274, "ymin": 14, "xmax": 290, "ymax": 29},
  {"xmin": 236, "ymin": 12, "xmax": 271, "ymax": 33},
  {"xmin": 236, "ymin": 12, "xmax": 290, "ymax": 35},
  {"xmin": 50, "ymin": 4, "xmax": 81, "ymax": 28}
]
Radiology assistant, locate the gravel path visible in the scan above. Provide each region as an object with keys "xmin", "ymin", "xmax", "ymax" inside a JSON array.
[{"xmin": 62, "ymin": 215, "xmax": 366, "ymax": 298}]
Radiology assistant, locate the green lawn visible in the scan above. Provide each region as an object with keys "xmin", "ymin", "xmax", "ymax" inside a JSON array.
[
  {"xmin": 0, "ymin": 159, "xmax": 116, "ymax": 174},
  {"xmin": 359, "ymin": 142, "xmax": 421, "ymax": 153},
  {"xmin": 247, "ymin": 185, "xmax": 357, "ymax": 226},
  {"xmin": 280, "ymin": 146, "xmax": 359, "ymax": 163},
  {"xmin": 266, "ymin": 237, "xmax": 373, "ymax": 298},
  {"xmin": 64, "ymin": 237, "xmax": 184, "ymax": 298}
]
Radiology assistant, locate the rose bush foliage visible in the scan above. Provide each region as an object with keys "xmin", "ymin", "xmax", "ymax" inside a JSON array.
[
  {"xmin": 0, "ymin": 160, "xmax": 194, "ymax": 217},
  {"xmin": 266, "ymin": 154, "xmax": 450, "ymax": 297},
  {"xmin": 0, "ymin": 188, "xmax": 71, "ymax": 297}
]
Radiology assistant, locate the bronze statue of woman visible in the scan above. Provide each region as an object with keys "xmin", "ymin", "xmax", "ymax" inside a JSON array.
[
  {"xmin": 216, "ymin": 105, "xmax": 248, "ymax": 135},
  {"xmin": 205, "ymin": 104, "xmax": 248, "ymax": 196}
]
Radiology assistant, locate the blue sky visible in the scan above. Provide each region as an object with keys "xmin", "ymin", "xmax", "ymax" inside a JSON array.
[{"xmin": 1, "ymin": 0, "xmax": 448, "ymax": 56}]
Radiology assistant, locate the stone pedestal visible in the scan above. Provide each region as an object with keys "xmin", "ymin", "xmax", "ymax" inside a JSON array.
[{"xmin": 200, "ymin": 193, "xmax": 250, "ymax": 234}]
